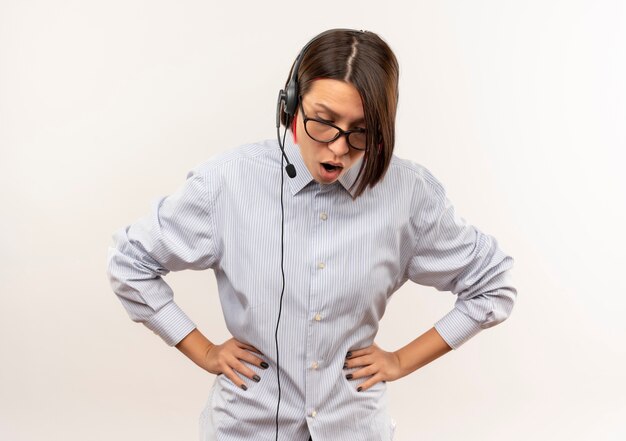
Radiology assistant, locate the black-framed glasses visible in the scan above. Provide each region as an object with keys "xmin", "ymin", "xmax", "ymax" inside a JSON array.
[{"xmin": 299, "ymin": 99, "xmax": 367, "ymax": 151}]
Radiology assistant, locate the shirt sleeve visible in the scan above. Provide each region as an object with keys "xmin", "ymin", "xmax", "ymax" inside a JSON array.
[
  {"xmin": 106, "ymin": 167, "xmax": 219, "ymax": 346},
  {"xmin": 406, "ymin": 168, "xmax": 517, "ymax": 350}
]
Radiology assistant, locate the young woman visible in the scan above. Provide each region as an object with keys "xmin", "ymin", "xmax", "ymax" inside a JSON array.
[{"xmin": 107, "ymin": 28, "xmax": 516, "ymax": 441}]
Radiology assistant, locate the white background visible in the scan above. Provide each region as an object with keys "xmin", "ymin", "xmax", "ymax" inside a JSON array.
[{"xmin": 1, "ymin": 1, "xmax": 625, "ymax": 440}]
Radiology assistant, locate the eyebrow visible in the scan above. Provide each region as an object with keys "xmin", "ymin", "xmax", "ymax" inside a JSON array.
[{"xmin": 313, "ymin": 102, "xmax": 366, "ymax": 125}]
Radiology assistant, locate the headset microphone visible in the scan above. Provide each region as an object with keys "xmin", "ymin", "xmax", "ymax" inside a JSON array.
[
  {"xmin": 276, "ymin": 90, "xmax": 297, "ymax": 178},
  {"xmin": 285, "ymin": 162, "xmax": 296, "ymax": 179}
]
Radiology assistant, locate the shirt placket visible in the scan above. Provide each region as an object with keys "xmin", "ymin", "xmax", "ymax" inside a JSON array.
[{"xmin": 305, "ymin": 184, "xmax": 332, "ymax": 426}]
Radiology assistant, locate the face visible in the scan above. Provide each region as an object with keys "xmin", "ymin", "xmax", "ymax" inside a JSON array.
[{"xmin": 295, "ymin": 79, "xmax": 366, "ymax": 184}]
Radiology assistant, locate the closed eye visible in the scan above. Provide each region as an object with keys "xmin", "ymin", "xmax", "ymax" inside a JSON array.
[{"xmin": 315, "ymin": 115, "xmax": 334, "ymax": 123}]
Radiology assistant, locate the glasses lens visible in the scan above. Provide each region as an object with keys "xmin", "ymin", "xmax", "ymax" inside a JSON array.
[
  {"xmin": 305, "ymin": 120, "xmax": 339, "ymax": 143},
  {"xmin": 304, "ymin": 119, "xmax": 368, "ymax": 150},
  {"xmin": 347, "ymin": 131, "xmax": 367, "ymax": 150}
]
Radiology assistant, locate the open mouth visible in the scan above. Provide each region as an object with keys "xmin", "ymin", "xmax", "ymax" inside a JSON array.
[{"xmin": 321, "ymin": 162, "xmax": 342, "ymax": 172}]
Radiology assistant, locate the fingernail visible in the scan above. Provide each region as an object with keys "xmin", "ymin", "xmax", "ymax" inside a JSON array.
[
  {"xmin": 346, "ymin": 374, "xmax": 353, "ymax": 380},
  {"xmin": 343, "ymin": 362, "xmax": 348, "ymax": 369},
  {"xmin": 357, "ymin": 386, "xmax": 363, "ymax": 392},
  {"xmin": 346, "ymin": 351, "xmax": 352, "ymax": 358},
  {"xmin": 253, "ymin": 375, "xmax": 261, "ymax": 382},
  {"xmin": 241, "ymin": 384, "xmax": 248, "ymax": 391},
  {"xmin": 260, "ymin": 362, "xmax": 269, "ymax": 369}
]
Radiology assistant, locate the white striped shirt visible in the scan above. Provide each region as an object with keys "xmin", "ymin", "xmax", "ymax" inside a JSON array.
[{"xmin": 107, "ymin": 134, "xmax": 516, "ymax": 441}]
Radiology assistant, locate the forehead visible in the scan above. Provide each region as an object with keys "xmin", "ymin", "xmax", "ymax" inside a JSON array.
[{"xmin": 302, "ymin": 79, "xmax": 364, "ymax": 122}]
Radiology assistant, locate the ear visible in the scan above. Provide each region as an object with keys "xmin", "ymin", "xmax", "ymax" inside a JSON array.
[{"xmin": 291, "ymin": 112, "xmax": 298, "ymax": 143}]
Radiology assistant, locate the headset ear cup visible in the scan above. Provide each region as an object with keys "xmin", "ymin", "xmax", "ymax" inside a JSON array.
[
  {"xmin": 285, "ymin": 79, "xmax": 299, "ymax": 117},
  {"xmin": 276, "ymin": 89, "xmax": 286, "ymax": 128}
]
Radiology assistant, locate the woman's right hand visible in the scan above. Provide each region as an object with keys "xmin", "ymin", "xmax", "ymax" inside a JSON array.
[
  {"xmin": 175, "ymin": 329, "xmax": 268, "ymax": 391},
  {"xmin": 203, "ymin": 338, "xmax": 268, "ymax": 390}
]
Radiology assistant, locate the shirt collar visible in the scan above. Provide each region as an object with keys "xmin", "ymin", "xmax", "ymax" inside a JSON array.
[
  {"xmin": 283, "ymin": 132, "xmax": 363, "ymax": 197},
  {"xmin": 338, "ymin": 155, "xmax": 363, "ymax": 198}
]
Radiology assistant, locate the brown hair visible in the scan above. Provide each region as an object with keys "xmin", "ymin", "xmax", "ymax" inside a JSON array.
[{"xmin": 280, "ymin": 29, "xmax": 399, "ymax": 198}]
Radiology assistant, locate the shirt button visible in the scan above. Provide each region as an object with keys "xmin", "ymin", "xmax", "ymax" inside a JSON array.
[
  {"xmin": 317, "ymin": 262, "xmax": 325, "ymax": 269},
  {"xmin": 314, "ymin": 313, "xmax": 322, "ymax": 321},
  {"xmin": 311, "ymin": 410, "xmax": 317, "ymax": 418},
  {"xmin": 319, "ymin": 212, "xmax": 328, "ymax": 221},
  {"xmin": 311, "ymin": 361, "xmax": 319, "ymax": 369}
]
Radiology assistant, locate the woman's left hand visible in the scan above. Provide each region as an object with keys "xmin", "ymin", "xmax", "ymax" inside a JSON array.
[{"xmin": 343, "ymin": 342, "xmax": 405, "ymax": 392}]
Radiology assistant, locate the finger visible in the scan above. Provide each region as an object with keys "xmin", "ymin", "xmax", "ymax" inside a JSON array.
[
  {"xmin": 356, "ymin": 373, "xmax": 385, "ymax": 392},
  {"xmin": 231, "ymin": 359, "xmax": 263, "ymax": 384},
  {"xmin": 222, "ymin": 365, "xmax": 249, "ymax": 391},
  {"xmin": 346, "ymin": 364, "xmax": 377, "ymax": 380},
  {"xmin": 344, "ymin": 353, "xmax": 376, "ymax": 369},
  {"xmin": 236, "ymin": 349, "xmax": 268, "ymax": 371},
  {"xmin": 346, "ymin": 345, "xmax": 374, "ymax": 359},
  {"xmin": 235, "ymin": 341, "xmax": 264, "ymax": 355}
]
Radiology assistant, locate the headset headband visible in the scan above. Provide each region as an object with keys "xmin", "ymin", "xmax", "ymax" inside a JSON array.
[{"xmin": 280, "ymin": 29, "xmax": 366, "ymax": 124}]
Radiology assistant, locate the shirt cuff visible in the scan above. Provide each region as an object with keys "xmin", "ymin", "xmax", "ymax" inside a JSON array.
[
  {"xmin": 434, "ymin": 307, "xmax": 483, "ymax": 350},
  {"xmin": 144, "ymin": 301, "xmax": 197, "ymax": 346}
]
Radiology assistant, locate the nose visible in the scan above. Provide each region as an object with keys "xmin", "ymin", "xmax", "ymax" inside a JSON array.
[{"xmin": 327, "ymin": 134, "xmax": 350, "ymax": 157}]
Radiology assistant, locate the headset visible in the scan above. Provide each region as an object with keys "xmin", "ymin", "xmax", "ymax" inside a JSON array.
[{"xmin": 272, "ymin": 28, "xmax": 367, "ymax": 441}]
